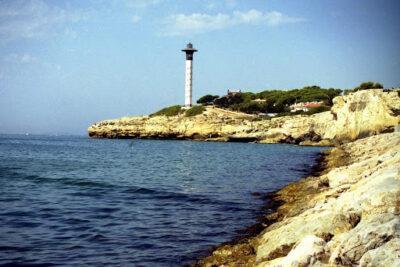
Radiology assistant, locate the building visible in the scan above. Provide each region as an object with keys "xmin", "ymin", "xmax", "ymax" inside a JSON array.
[
  {"xmin": 290, "ymin": 101, "xmax": 323, "ymax": 112},
  {"xmin": 181, "ymin": 43, "xmax": 198, "ymax": 108},
  {"xmin": 227, "ymin": 89, "xmax": 241, "ymax": 96}
]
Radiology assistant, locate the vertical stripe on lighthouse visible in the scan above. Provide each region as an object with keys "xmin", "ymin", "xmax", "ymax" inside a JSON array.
[{"xmin": 185, "ymin": 59, "xmax": 193, "ymax": 107}]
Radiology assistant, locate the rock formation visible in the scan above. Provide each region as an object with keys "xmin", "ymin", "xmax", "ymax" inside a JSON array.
[
  {"xmin": 88, "ymin": 89, "xmax": 399, "ymax": 145},
  {"xmin": 197, "ymin": 132, "xmax": 400, "ymax": 266}
]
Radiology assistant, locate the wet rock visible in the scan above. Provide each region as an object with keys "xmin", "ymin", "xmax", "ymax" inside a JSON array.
[{"xmin": 195, "ymin": 242, "xmax": 256, "ymax": 267}]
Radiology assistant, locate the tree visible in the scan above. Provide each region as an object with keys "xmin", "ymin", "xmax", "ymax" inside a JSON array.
[
  {"xmin": 214, "ymin": 93, "xmax": 245, "ymax": 108},
  {"xmin": 213, "ymin": 96, "xmax": 229, "ymax": 108},
  {"xmin": 354, "ymin": 81, "xmax": 384, "ymax": 91},
  {"xmin": 197, "ymin": 94, "xmax": 219, "ymax": 105}
]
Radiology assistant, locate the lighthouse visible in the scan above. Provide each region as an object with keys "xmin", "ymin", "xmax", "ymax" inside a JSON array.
[{"xmin": 181, "ymin": 43, "xmax": 198, "ymax": 107}]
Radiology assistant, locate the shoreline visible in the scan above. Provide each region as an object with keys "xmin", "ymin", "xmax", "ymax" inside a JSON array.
[
  {"xmin": 229, "ymin": 150, "xmax": 330, "ymax": 242},
  {"xmin": 86, "ymin": 89, "xmax": 399, "ymax": 265},
  {"xmin": 192, "ymin": 148, "xmax": 332, "ymax": 266},
  {"xmin": 194, "ymin": 132, "xmax": 399, "ymax": 266}
]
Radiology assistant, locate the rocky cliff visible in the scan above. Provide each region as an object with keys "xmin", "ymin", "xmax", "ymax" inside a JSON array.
[
  {"xmin": 197, "ymin": 132, "xmax": 400, "ymax": 266},
  {"xmin": 88, "ymin": 89, "xmax": 399, "ymax": 145}
]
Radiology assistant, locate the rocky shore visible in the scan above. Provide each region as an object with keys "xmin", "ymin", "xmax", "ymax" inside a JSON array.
[
  {"xmin": 88, "ymin": 90, "xmax": 399, "ymax": 146},
  {"xmin": 196, "ymin": 132, "xmax": 400, "ymax": 266},
  {"xmin": 88, "ymin": 89, "xmax": 400, "ymax": 266}
]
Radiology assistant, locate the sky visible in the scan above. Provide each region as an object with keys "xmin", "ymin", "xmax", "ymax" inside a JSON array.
[{"xmin": 0, "ymin": 0, "xmax": 399, "ymax": 135}]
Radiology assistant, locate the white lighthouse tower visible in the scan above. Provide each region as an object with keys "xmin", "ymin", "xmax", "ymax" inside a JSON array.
[{"xmin": 182, "ymin": 43, "xmax": 198, "ymax": 108}]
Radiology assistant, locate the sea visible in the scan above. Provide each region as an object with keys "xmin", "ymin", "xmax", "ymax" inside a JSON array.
[{"xmin": 0, "ymin": 135, "xmax": 324, "ymax": 266}]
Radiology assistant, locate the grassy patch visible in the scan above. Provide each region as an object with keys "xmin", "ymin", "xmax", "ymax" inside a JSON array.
[
  {"xmin": 150, "ymin": 105, "xmax": 183, "ymax": 117},
  {"xmin": 185, "ymin": 105, "xmax": 206, "ymax": 117}
]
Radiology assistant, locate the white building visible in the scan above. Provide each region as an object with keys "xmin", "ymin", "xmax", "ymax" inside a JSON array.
[
  {"xmin": 290, "ymin": 101, "xmax": 324, "ymax": 112},
  {"xmin": 181, "ymin": 43, "xmax": 198, "ymax": 108}
]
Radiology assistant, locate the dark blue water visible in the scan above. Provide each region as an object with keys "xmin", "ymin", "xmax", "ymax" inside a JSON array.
[{"xmin": 0, "ymin": 135, "xmax": 323, "ymax": 266}]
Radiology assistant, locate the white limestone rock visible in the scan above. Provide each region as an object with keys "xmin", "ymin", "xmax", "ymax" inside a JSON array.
[
  {"xmin": 268, "ymin": 235, "xmax": 326, "ymax": 267},
  {"xmin": 328, "ymin": 214, "xmax": 400, "ymax": 265},
  {"xmin": 359, "ymin": 238, "xmax": 400, "ymax": 267}
]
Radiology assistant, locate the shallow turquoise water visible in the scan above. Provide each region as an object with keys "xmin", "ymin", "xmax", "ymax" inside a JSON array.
[{"xmin": 0, "ymin": 135, "xmax": 323, "ymax": 266}]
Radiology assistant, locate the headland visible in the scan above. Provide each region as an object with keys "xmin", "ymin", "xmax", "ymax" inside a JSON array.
[
  {"xmin": 88, "ymin": 89, "xmax": 399, "ymax": 146},
  {"xmin": 88, "ymin": 88, "xmax": 400, "ymax": 266}
]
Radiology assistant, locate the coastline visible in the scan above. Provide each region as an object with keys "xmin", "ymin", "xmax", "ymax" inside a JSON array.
[
  {"xmin": 87, "ymin": 89, "xmax": 399, "ymax": 265},
  {"xmin": 194, "ymin": 132, "xmax": 400, "ymax": 266},
  {"xmin": 210, "ymin": 150, "xmax": 328, "ymax": 247},
  {"xmin": 192, "ymin": 148, "xmax": 333, "ymax": 266},
  {"xmin": 87, "ymin": 89, "xmax": 399, "ymax": 147}
]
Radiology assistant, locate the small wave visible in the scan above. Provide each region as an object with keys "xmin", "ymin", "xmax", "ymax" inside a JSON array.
[
  {"xmin": 62, "ymin": 179, "xmax": 113, "ymax": 188},
  {"xmin": 0, "ymin": 165, "xmax": 113, "ymax": 190},
  {"xmin": 92, "ymin": 207, "xmax": 120, "ymax": 213},
  {"xmin": 0, "ymin": 262, "xmax": 54, "ymax": 267},
  {"xmin": 0, "ymin": 245, "xmax": 31, "ymax": 253},
  {"xmin": 122, "ymin": 186, "xmax": 237, "ymax": 206},
  {"xmin": 0, "ymin": 210, "xmax": 34, "ymax": 217},
  {"xmin": 64, "ymin": 218, "xmax": 91, "ymax": 225},
  {"xmin": 86, "ymin": 233, "xmax": 108, "ymax": 242},
  {"xmin": 0, "ymin": 166, "xmax": 22, "ymax": 179},
  {"xmin": 10, "ymin": 221, "xmax": 41, "ymax": 228},
  {"xmin": 11, "ymin": 173, "xmax": 114, "ymax": 190},
  {"xmin": 64, "ymin": 245, "xmax": 85, "ymax": 251},
  {"xmin": 123, "ymin": 187, "xmax": 157, "ymax": 195},
  {"xmin": 126, "ymin": 243, "xmax": 155, "ymax": 250}
]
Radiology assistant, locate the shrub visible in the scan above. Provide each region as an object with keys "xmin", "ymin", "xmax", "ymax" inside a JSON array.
[
  {"xmin": 185, "ymin": 105, "xmax": 206, "ymax": 117},
  {"xmin": 231, "ymin": 102, "xmax": 266, "ymax": 114},
  {"xmin": 197, "ymin": 94, "xmax": 219, "ymax": 105},
  {"xmin": 273, "ymin": 106, "xmax": 330, "ymax": 117},
  {"xmin": 241, "ymin": 92, "xmax": 256, "ymax": 101},
  {"xmin": 150, "ymin": 105, "xmax": 183, "ymax": 117},
  {"xmin": 213, "ymin": 96, "xmax": 229, "ymax": 108},
  {"xmin": 305, "ymin": 106, "xmax": 331, "ymax": 115},
  {"xmin": 214, "ymin": 93, "xmax": 245, "ymax": 108},
  {"xmin": 196, "ymin": 86, "xmax": 343, "ymax": 115},
  {"xmin": 255, "ymin": 87, "xmax": 342, "ymax": 108},
  {"xmin": 353, "ymin": 81, "xmax": 384, "ymax": 91}
]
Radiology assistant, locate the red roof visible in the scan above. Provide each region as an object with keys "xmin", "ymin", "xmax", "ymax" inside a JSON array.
[
  {"xmin": 303, "ymin": 103, "xmax": 322, "ymax": 108},
  {"xmin": 290, "ymin": 102, "xmax": 323, "ymax": 108}
]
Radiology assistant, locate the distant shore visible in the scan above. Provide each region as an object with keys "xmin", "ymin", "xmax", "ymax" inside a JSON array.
[{"xmin": 88, "ymin": 89, "xmax": 399, "ymax": 147}]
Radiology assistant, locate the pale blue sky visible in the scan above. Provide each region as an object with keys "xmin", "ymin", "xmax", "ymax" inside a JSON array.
[{"xmin": 0, "ymin": 0, "xmax": 399, "ymax": 134}]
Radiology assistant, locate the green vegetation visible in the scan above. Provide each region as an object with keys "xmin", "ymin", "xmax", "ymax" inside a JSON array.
[
  {"xmin": 150, "ymin": 105, "xmax": 183, "ymax": 117},
  {"xmin": 153, "ymin": 82, "xmax": 383, "ymax": 118},
  {"xmin": 197, "ymin": 94, "xmax": 219, "ymax": 105},
  {"xmin": 272, "ymin": 106, "xmax": 331, "ymax": 118},
  {"xmin": 198, "ymin": 86, "xmax": 341, "ymax": 114},
  {"xmin": 353, "ymin": 81, "xmax": 383, "ymax": 91},
  {"xmin": 185, "ymin": 105, "xmax": 206, "ymax": 117},
  {"xmin": 305, "ymin": 105, "xmax": 331, "ymax": 115},
  {"xmin": 255, "ymin": 86, "xmax": 341, "ymax": 105}
]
